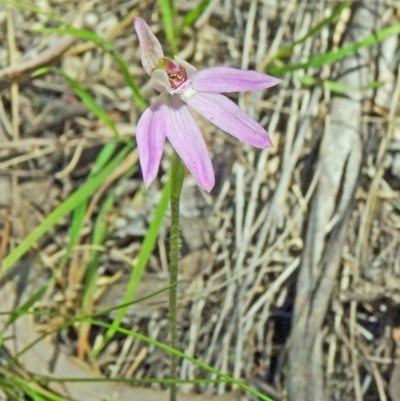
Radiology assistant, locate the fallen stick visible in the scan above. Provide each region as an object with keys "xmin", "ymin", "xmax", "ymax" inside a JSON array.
[{"xmin": 0, "ymin": 36, "xmax": 77, "ymax": 82}]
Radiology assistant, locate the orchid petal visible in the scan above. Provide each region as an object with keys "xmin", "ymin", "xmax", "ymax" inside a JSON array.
[
  {"xmin": 134, "ymin": 17, "xmax": 164, "ymax": 76},
  {"xmin": 151, "ymin": 69, "xmax": 173, "ymax": 94},
  {"xmin": 186, "ymin": 92, "xmax": 272, "ymax": 148},
  {"xmin": 136, "ymin": 94, "xmax": 168, "ymax": 186},
  {"xmin": 193, "ymin": 67, "xmax": 281, "ymax": 93},
  {"xmin": 165, "ymin": 96, "xmax": 215, "ymax": 192},
  {"xmin": 173, "ymin": 56, "xmax": 198, "ymax": 79}
]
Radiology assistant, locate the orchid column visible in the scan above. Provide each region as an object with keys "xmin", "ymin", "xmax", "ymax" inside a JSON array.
[{"xmin": 134, "ymin": 17, "xmax": 280, "ymax": 400}]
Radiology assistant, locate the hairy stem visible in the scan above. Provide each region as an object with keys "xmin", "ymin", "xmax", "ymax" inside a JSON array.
[{"xmin": 169, "ymin": 153, "xmax": 185, "ymax": 401}]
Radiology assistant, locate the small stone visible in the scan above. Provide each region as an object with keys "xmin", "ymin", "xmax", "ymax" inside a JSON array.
[{"xmin": 85, "ymin": 12, "xmax": 98, "ymax": 28}]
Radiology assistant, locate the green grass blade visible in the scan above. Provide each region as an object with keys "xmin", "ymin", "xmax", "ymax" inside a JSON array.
[
  {"xmin": 1, "ymin": 0, "xmax": 67, "ymax": 25},
  {"xmin": 58, "ymin": 142, "xmax": 121, "ymax": 283},
  {"xmin": 177, "ymin": 0, "xmax": 211, "ymax": 36},
  {"xmin": 92, "ymin": 281, "xmax": 178, "ymax": 316},
  {"xmin": 272, "ymin": 2, "xmax": 350, "ymax": 60},
  {"xmin": 81, "ymin": 166, "xmax": 136, "ymax": 315},
  {"xmin": 91, "ymin": 179, "xmax": 171, "ymax": 357},
  {"xmin": 2, "ymin": 144, "xmax": 134, "ymax": 271},
  {"xmin": 8, "ymin": 309, "xmax": 275, "ymax": 401},
  {"xmin": 87, "ymin": 318, "xmax": 275, "ymax": 401},
  {"xmin": 60, "ymin": 72, "xmax": 121, "ymax": 138},
  {"xmin": 30, "ymin": 26, "xmax": 147, "ymax": 111},
  {"xmin": 58, "ymin": 201, "xmax": 86, "ymax": 271},
  {"xmin": 299, "ymin": 75, "xmax": 384, "ymax": 93},
  {"xmin": 33, "ymin": 67, "xmax": 130, "ymax": 141},
  {"xmin": 91, "ymin": 142, "xmax": 119, "ymax": 172},
  {"xmin": 6, "ymin": 285, "xmax": 48, "ymax": 327},
  {"xmin": 268, "ymin": 24, "xmax": 400, "ymax": 75},
  {"xmin": 14, "ymin": 379, "xmax": 68, "ymax": 401},
  {"xmin": 1, "ymin": 387, "xmax": 21, "ymax": 401},
  {"xmin": 4, "ymin": 4, "xmax": 147, "ymax": 109},
  {"xmin": 81, "ymin": 198, "xmax": 114, "ymax": 313},
  {"xmin": 159, "ymin": 0, "xmax": 177, "ymax": 53},
  {"xmin": 31, "ymin": 377, "xmax": 226, "ymax": 385},
  {"xmin": 0, "ymin": 379, "xmax": 26, "ymax": 401}
]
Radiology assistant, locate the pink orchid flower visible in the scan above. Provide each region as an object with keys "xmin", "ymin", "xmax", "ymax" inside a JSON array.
[{"xmin": 134, "ymin": 17, "xmax": 281, "ymax": 192}]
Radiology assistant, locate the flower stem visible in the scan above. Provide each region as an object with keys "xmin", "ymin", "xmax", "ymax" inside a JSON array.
[{"xmin": 169, "ymin": 153, "xmax": 185, "ymax": 401}]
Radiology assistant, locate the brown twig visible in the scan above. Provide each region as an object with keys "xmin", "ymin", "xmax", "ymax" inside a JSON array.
[{"xmin": 0, "ymin": 35, "xmax": 77, "ymax": 82}]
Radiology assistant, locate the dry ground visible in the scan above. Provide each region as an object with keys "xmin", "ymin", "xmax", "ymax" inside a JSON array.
[{"xmin": 1, "ymin": 1, "xmax": 400, "ymax": 401}]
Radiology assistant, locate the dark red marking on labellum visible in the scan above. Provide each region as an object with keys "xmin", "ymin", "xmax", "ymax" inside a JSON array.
[{"xmin": 167, "ymin": 64, "xmax": 188, "ymax": 90}]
